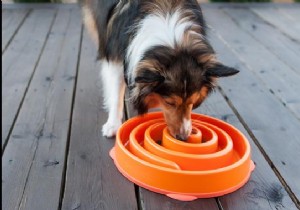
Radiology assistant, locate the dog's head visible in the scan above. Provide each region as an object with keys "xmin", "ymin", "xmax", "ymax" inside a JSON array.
[{"xmin": 131, "ymin": 44, "xmax": 238, "ymax": 140}]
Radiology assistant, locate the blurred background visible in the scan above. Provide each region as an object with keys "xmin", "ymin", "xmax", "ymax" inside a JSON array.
[
  {"xmin": 2, "ymin": 0, "xmax": 77, "ymax": 3},
  {"xmin": 2, "ymin": 0, "xmax": 299, "ymax": 4}
]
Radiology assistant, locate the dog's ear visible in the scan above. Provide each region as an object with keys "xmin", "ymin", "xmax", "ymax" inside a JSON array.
[
  {"xmin": 206, "ymin": 63, "xmax": 239, "ymax": 77},
  {"xmin": 133, "ymin": 69, "xmax": 164, "ymax": 115},
  {"xmin": 135, "ymin": 69, "xmax": 165, "ymax": 84}
]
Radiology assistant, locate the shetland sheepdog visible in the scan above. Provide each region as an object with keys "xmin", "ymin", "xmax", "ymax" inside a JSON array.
[{"xmin": 81, "ymin": 0, "xmax": 239, "ymax": 140}]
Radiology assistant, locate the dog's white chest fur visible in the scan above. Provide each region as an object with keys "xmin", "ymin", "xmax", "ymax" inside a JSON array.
[{"xmin": 126, "ymin": 10, "xmax": 195, "ymax": 83}]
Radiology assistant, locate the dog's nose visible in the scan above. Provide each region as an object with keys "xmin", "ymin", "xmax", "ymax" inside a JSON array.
[{"xmin": 175, "ymin": 134, "xmax": 188, "ymax": 141}]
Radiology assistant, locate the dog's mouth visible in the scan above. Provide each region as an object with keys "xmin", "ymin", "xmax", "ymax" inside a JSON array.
[
  {"xmin": 191, "ymin": 128, "xmax": 198, "ymax": 135},
  {"xmin": 175, "ymin": 135, "xmax": 186, "ymax": 141}
]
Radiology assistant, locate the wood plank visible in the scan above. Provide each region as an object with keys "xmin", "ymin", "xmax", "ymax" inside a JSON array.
[
  {"xmin": 251, "ymin": 7, "xmax": 300, "ymax": 42},
  {"xmin": 277, "ymin": 7, "xmax": 300, "ymax": 22},
  {"xmin": 2, "ymin": 3, "xmax": 78, "ymax": 10},
  {"xmin": 223, "ymin": 8, "xmax": 300, "ymax": 76},
  {"xmin": 2, "ymin": 9, "xmax": 55, "ymax": 149},
  {"xmin": 2, "ymin": 10, "xmax": 13, "ymax": 50},
  {"xmin": 204, "ymin": 8, "xmax": 300, "ymax": 120},
  {"xmin": 197, "ymin": 91, "xmax": 297, "ymax": 210},
  {"xmin": 2, "ymin": 8, "xmax": 82, "ymax": 210},
  {"xmin": 204, "ymin": 10, "xmax": 300, "ymax": 200},
  {"xmin": 137, "ymin": 188, "xmax": 219, "ymax": 210},
  {"xmin": 61, "ymin": 30, "xmax": 138, "ymax": 210},
  {"xmin": 2, "ymin": 9, "xmax": 29, "ymax": 53}
]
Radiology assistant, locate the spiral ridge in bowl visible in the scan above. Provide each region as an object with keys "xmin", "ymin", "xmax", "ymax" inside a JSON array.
[{"xmin": 110, "ymin": 112, "xmax": 254, "ymax": 201}]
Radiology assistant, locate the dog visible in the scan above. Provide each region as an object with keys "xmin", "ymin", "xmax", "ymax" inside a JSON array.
[{"xmin": 80, "ymin": 0, "xmax": 239, "ymax": 140}]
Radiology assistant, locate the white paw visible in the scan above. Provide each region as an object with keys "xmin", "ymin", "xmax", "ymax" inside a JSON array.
[{"xmin": 102, "ymin": 120, "xmax": 121, "ymax": 138}]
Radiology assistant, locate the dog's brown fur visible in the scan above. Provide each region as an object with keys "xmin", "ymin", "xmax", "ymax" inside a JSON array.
[{"xmin": 81, "ymin": 0, "xmax": 239, "ymax": 139}]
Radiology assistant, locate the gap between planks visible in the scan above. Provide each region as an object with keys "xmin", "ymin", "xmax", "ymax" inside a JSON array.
[
  {"xmin": 2, "ymin": 9, "xmax": 58, "ymax": 153},
  {"xmin": 58, "ymin": 23, "xmax": 84, "ymax": 210},
  {"xmin": 218, "ymin": 87, "xmax": 300, "ymax": 209},
  {"xmin": 205, "ymin": 13, "xmax": 300, "ymax": 206},
  {"xmin": 2, "ymin": 9, "xmax": 31, "ymax": 54}
]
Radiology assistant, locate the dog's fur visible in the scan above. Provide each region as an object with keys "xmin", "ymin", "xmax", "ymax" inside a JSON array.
[{"xmin": 81, "ymin": 0, "xmax": 239, "ymax": 140}]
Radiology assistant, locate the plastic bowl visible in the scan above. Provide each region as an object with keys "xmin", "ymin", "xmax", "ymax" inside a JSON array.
[{"xmin": 110, "ymin": 112, "xmax": 255, "ymax": 201}]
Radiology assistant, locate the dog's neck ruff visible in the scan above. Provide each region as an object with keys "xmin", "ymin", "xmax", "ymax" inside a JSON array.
[{"xmin": 126, "ymin": 9, "xmax": 198, "ymax": 84}]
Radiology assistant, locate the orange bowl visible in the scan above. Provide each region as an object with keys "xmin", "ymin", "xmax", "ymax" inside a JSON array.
[{"xmin": 110, "ymin": 112, "xmax": 255, "ymax": 201}]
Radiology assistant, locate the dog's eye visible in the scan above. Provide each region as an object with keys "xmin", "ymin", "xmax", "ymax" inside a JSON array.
[{"xmin": 165, "ymin": 101, "xmax": 176, "ymax": 107}]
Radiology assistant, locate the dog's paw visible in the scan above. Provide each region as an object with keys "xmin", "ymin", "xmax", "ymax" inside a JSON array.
[{"xmin": 102, "ymin": 120, "xmax": 121, "ymax": 138}]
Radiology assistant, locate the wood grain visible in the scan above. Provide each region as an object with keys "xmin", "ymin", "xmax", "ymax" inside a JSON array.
[
  {"xmin": 2, "ymin": 8, "xmax": 82, "ymax": 210},
  {"xmin": 2, "ymin": 4, "xmax": 300, "ymax": 210},
  {"xmin": 197, "ymin": 91, "xmax": 297, "ymax": 210},
  {"xmin": 61, "ymin": 30, "xmax": 138, "ymax": 210},
  {"xmin": 137, "ymin": 188, "xmax": 219, "ymax": 210},
  {"xmin": 2, "ymin": 9, "xmax": 29, "ymax": 53},
  {"xmin": 223, "ymin": 8, "xmax": 300, "ymax": 76},
  {"xmin": 251, "ymin": 7, "xmax": 300, "ymax": 42},
  {"xmin": 204, "ymin": 8, "xmax": 300, "ymax": 120},
  {"xmin": 277, "ymin": 7, "xmax": 300, "ymax": 22},
  {"xmin": 2, "ymin": 9, "xmax": 55, "ymax": 149},
  {"xmin": 206, "ymin": 19, "xmax": 300, "ymax": 200}
]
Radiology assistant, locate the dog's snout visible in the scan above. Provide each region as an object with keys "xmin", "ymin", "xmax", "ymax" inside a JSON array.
[
  {"xmin": 169, "ymin": 127, "xmax": 190, "ymax": 141},
  {"xmin": 167, "ymin": 119, "xmax": 191, "ymax": 141},
  {"xmin": 176, "ymin": 134, "xmax": 188, "ymax": 141}
]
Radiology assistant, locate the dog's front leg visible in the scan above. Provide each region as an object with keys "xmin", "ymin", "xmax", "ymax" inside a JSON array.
[{"xmin": 100, "ymin": 60, "xmax": 125, "ymax": 138}]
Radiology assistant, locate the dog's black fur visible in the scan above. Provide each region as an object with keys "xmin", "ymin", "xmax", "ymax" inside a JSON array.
[{"xmin": 81, "ymin": 0, "xmax": 239, "ymax": 139}]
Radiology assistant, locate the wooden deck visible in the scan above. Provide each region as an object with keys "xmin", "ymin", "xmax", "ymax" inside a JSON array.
[{"xmin": 2, "ymin": 3, "xmax": 300, "ymax": 210}]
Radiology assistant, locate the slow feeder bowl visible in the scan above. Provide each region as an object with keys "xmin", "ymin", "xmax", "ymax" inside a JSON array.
[{"xmin": 110, "ymin": 112, "xmax": 254, "ymax": 201}]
